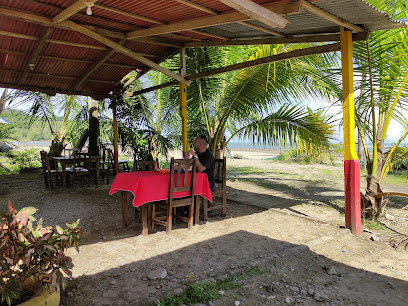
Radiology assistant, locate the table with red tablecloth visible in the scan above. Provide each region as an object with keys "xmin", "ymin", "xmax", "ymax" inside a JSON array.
[{"xmin": 109, "ymin": 170, "xmax": 212, "ymax": 235}]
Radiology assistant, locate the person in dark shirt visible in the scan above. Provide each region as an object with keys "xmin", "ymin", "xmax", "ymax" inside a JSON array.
[{"xmin": 187, "ymin": 135, "xmax": 215, "ymax": 191}]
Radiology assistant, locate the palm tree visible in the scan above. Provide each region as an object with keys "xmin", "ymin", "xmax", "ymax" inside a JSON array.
[
  {"xmin": 183, "ymin": 44, "xmax": 338, "ymax": 158},
  {"xmin": 323, "ymin": 0, "xmax": 408, "ymax": 219},
  {"xmin": 6, "ymin": 91, "xmax": 99, "ymax": 157}
]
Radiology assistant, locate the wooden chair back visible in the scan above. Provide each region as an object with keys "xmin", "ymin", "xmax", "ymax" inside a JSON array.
[
  {"xmin": 214, "ymin": 157, "xmax": 227, "ymax": 190},
  {"xmin": 40, "ymin": 150, "xmax": 58, "ymax": 189},
  {"xmin": 169, "ymin": 158, "xmax": 196, "ymax": 196},
  {"xmin": 134, "ymin": 159, "xmax": 155, "ymax": 171}
]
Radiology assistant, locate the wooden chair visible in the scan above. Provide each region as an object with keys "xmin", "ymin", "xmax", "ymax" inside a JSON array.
[
  {"xmin": 69, "ymin": 152, "xmax": 90, "ymax": 186},
  {"xmin": 99, "ymin": 148, "xmax": 111, "ymax": 184},
  {"xmin": 132, "ymin": 158, "xmax": 156, "ymax": 224},
  {"xmin": 151, "ymin": 158, "xmax": 196, "ymax": 234},
  {"xmin": 134, "ymin": 159, "xmax": 155, "ymax": 171},
  {"xmin": 40, "ymin": 151, "xmax": 61, "ymax": 189},
  {"xmin": 108, "ymin": 148, "xmax": 130, "ymax": 173},
  {"xmin": 201, "ymin": 157, "xmax": 227, "ymax": 221}
]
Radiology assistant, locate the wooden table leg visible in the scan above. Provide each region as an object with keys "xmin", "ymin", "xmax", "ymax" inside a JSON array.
[
  {"xmin": 142, "ymin": 204, "xmax": 148, "ymax": 236},
  {"xmin": 195, "ymin": 195, "xmax": 200, "ymax": 225},
  {"xmin": 122, "ymin": 191, "xmax": 129, "ymax": 227},
  {"xmin": 61, "ymin": 161, "xmax": 66, "ymax": 189}
]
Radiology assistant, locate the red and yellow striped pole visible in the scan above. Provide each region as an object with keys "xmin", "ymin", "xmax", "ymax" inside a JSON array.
[{"xmin": 340, "ymin": 27, "xmax": 361, "ymax": 235}]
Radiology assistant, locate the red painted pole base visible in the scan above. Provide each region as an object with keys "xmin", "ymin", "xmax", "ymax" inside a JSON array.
[{"xmin": 344, "ymin": 159, "xmax": 361, "ymax": 235}]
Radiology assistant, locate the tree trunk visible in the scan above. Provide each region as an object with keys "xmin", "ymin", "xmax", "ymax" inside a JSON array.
[
  {"xmin": 48, "ymin": 132, "xmax": 65, "ymax": 157},
  {"xmin": 210, "ymin": 135, "xmax": 226, "ymax": 158},
  {"xmin": 357, "ymin": 133, "xmax": 366, "ymax": 169},
  {"xmin": 361, "ymin": 138, "xmax": 387, "ymax": 219}
]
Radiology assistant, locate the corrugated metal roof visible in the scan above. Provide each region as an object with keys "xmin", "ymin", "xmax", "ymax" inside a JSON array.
[{"xmin": 0, "ymin": 0, "xmax": 404, "ymax": 98}]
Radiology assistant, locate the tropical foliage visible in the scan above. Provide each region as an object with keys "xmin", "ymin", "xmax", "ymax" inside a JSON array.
[
  {"xmin": 124, "ymin": 45, "xmax": 338, "ymax": 160},
  {"xmin": 6, "ymin": 92, "xmax": 113, "ymax": 157},
  {"xmin": 322, "ymin": 0, "xmax": 408, "ymax": 219}
]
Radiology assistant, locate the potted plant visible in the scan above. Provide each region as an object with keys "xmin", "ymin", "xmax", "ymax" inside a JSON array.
[{"xmin": 0, "ymin": 201, "xmax": 82, "ymax": 305}]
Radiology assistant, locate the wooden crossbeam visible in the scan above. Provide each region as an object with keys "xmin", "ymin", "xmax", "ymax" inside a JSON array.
[
  {"xmin": 0, "ymin": 82, "xmax": 107, "ymax": 99},
  {"xmin": 127, "ymin": 1, "xmax": 301, "ymax": 39},
  {"xmin": 132, "ymin": 43, "xmax": 342, "ymax": 96},
  {"xmin": 18, "ymin": 27, "xmax": 52, "ymax": 85},
  {"xmin": 0, "ymin": 29, "xmax": 157, "ymax": 56},
  {"xmin": 184, "ymin": 32, "xmax": 369, "ymax": 47},
  {"xmin": 70, "ymin": 40, "xmax": 126, "ymax": 91},
  {"xmin": 61, "ymin": 20, "xmax": 189, "ymax": 84},
  {"xmin": 218, "ymin": 0, "xmax": 288, "ymax": 28},
  {"xmin": 300, "ymin": 0, "xmax": 366, "ymax": 33},
  {"xmin": 173, "ymin": 0, "xmax": 284, "ymax": 37},
  {"xmin": 53, "ymin": 0, "xmax": 99, "ymax": 24}
]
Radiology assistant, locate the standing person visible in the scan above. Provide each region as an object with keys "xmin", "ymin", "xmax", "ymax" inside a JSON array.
[{"xmin": 187, "ymin": 135, "xmax": 215, "ymax": 191}]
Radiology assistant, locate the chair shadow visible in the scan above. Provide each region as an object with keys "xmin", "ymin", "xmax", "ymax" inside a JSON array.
[{"xmin": 61, "ymin": 230, "xmax": 408, "ymax": 305}]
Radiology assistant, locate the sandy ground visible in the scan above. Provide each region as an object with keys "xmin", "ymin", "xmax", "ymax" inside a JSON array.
[{"xmin": 1, "ymin": 149, "xmax": 408, "ymax": 305}]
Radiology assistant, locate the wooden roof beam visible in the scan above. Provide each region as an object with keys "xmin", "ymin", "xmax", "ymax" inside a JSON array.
[
  {"xmin": 184, "ymin": 31, "xmax": 369, "ymax": 47},
  {"xmin": 70, "ymin": 40, "xmax": 126, "ymax": 91},
  {"xmin": 300, "ymin": 0, "xmax": 366, "ymax": 33},
  {"xmin": 132, "ymin": 42, "xmax": 342, "ymax": 96},
  {"xmin": 0, "ymin": 82, "xmax": 107, "ymax": 99},
  {"xmin": 61, "ymin": 20, "xmax": 189, "ymax": 85},
  {"xmin": 218, "ymin": 0, "xmax": 288, "ymax": 28},
  {"xmin": 18, "ymin": 27, "xmax": 52, "ymax": 85},
  {"xmin": 127, "ymin": 1, "xmax": 301, "ymax": 39},
  {"xmin": 53, "ymin": 0, "xmax": 99, "ymax": 24}
]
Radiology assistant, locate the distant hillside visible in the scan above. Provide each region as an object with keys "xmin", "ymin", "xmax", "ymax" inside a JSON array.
[{"xmin": 1, "ymin": 108, "xmax": 62, "ymax": 141}]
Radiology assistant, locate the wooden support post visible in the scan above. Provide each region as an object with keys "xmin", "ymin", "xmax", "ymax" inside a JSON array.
[
  {"xmin": 179, "ymin": 48, "xmax": 188, "ymax": 155},
  {"xmin": 113, "ymin": 105, "xmax": 119, "ymax": 174},
  {"xmin": 88, "ymin": 97, "xmax": 99, "ymax": 157},
  {"xmin": 341, "ymin": 27, "xmax": 361, "ymax": 235}
]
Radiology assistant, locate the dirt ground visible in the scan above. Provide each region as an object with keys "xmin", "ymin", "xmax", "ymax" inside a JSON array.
[{"xmin": 1, "ymin": 149, "xmax": 408, "ymax": 305}]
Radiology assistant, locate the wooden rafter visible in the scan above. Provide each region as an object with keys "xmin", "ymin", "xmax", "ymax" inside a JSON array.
[
  {"xmin": 239, "ymin": 22, "xmax": 286, "ymax": 37},
  {"xmin": 300, "ymin": 0, "xmax": 366, "ymax": 33},
  {"xmin": 70, "ymin": 40, "xmax": 126, "ymax": 92},
  {"xmin": 184, "ymin": 31, "xmax": 369, "ymax": 47},
  {"xmin": 173, "ymin": 0, "xmax": 285, "ymax": 37},
  {"xmin": 217, "ymin": 0, "xmax": 288, "ymax": 28},
  {"xmin": 127, "ymin": 1, "xmax": 301, "ymax": 39},
  {"xmin": 53, "ymin": 0, "xmax": 99, "ymax": 24},
  {"xmin": 132, "ymin": 42, "xmax": 342, "ymax": 95},
  {"xmin": 0, "ymin": 82, "xmax": 107, "ymax": 99},
  {"xmin": 61, "ymin": 20, "xmax": 189, "ymax": 84},
  {"xmin": 0, "ymin": 29, "xmax": 157, "ymax": 56},
  {"xmin": 94, "ymin": 2, "xmax": 227, "ymax": 41},
  {"xmin": 18, "ymin": 27, "xmax": 52, "ymax": 85}
]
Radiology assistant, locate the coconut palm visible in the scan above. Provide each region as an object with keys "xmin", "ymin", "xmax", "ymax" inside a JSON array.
[
  {"xmin": 183, "ymin": 44, "xmax": 338, "ymax": 158},
  {"xmin": 6, "ymin": 91, "xmax": 111, "ymax": 157},
  {"xmin": 322, "ymin": 0, "xmax": 408, "ymax": 219}
]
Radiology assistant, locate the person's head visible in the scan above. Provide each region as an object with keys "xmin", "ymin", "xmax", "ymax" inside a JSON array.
[{"xmin": 193, "ymin": 135, "xmax": 208, "ymax": 153}]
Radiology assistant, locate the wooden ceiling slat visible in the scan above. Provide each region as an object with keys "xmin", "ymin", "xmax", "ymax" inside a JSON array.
[
  {"xmin": 53, "ymin": 0, "xmax": 100, "ymax": 24},
  {"xmin": 217, "ymin": 0, "xmax": 288, "ymax": 29},
  {"xmin": 18, "ymin": 27, "xmax": 53, "ymax": 85},
  {"xmin": 300, "ymin": 0, "xmax": 366, "ymax": 33},
  {"xmin": 127, "ymin": 1, "xmax": 301, "ymax": 39}
]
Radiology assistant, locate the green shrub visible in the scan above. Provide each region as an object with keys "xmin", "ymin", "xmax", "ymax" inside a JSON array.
[{"xmin": 6, "ymin": 148, "xmax": 40, "ymax": 169}]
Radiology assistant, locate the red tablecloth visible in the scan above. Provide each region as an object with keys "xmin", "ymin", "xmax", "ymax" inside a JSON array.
[{"xmin": 109, "ymin": 171, "xmax": 213, "ymax": 207}]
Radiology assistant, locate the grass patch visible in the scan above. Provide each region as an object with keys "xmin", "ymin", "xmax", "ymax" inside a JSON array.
[
  {"xmin": 362, "ymin": 218, "xmax": 386, "ymax": 230},
  {"xmin": 383, "ymin": 170, "xmax": 408, "ymax": 186},
  {"xmin": 247, "ymin": 265, "xmax": 268, "ymax": 276},
  {"xmin": 274, "ymin": 150, "xmax": 335, "ymax": 165},
  {"xmin": 228, "ymin": 166, "xmax": 267, "ymax": 175},
  {"xmin": 153, "ymin": 276, "xmax": 242, "ymax": 306}
]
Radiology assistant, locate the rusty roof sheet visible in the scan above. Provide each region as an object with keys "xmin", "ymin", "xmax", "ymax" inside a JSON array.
[{"xmin": 0, "ymin": 0, "xmax": 404, "ymax": 98}]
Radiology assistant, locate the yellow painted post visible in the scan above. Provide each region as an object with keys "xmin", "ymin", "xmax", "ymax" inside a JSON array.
[
  {"xmin": 179, "ymin": 47, "xmax": 188, "ymax": 155},
  {"xmin": 340, "ymin": 27, "xmax": 361, "ymax": 235},
  {"xmin": 113, "ymin": 106, "xmax": 119, "ymax": 174}
]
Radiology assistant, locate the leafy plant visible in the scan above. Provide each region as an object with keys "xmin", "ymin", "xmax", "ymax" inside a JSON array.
[
  {"xmin": 0, "ymin": 201, "xmax": 82, "ymax": 306},
  {"xmin": 6, "ymin": 148, "xmax": 40, "ymax": 169}
]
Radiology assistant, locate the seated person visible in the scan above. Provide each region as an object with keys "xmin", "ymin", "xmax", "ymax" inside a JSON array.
[{"xmin": 187, "ymin": 135, "xmax": 215, "ymax": 191}]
